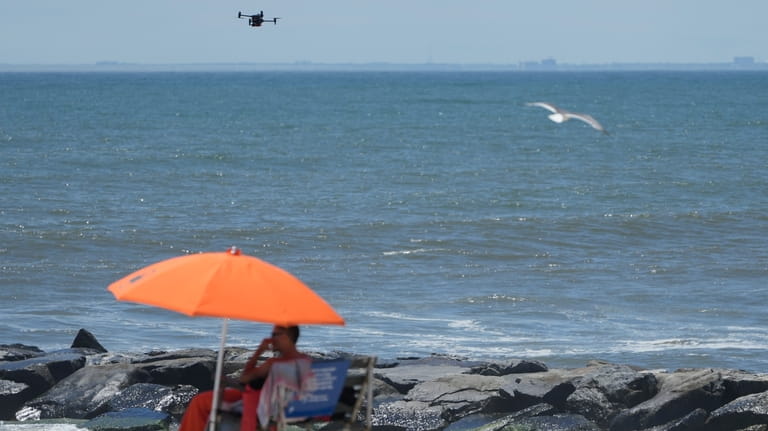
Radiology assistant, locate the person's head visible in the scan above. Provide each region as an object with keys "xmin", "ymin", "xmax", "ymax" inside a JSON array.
[{"xmin": 270, "ymin": 325, "xmax": 300, "ymax": 352}]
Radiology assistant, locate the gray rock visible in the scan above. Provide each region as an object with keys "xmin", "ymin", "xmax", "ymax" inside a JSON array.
[
  {"xmin": 372, "ymin": 399, "xmax": 446, "ymax": 431},
  {"xmin": 134, "ymin": 355, "xmax": 217, "ymax": 391},
  {"xmin": 1, "ymin": 378, "xmax": 30, "ymax": 420},
  {"xmin": 499, "ymin": 370, "xmax": 576, "ymax": 411},
  {"xmin": 407, "ymin": 374, "xmax": 506, "ymax": 404},
  {"xmin": 443, "ymin": 412, "xmax": 514, "ymax": 431},
  {"xmin": 0, "ymin": 349, "xmax": 86, "ymax": 382},
  {"xmin": 16, "ymin": 363, "xmax": 152, "ymax": 420},
  {"xmin": 566, "ymin": 386, "xmax": 615, "ymax": 427},
  {"xmin": 642, "ymin": 408, "xmax": 709, "ymax": 431},
  {"xmin": 376, "ymin": 363, "xmax": 472, "ymax": 394},
  {"xmin": 509, "ymin": 413, "xmax": 600, "ymax": 431},
  {"xmin": 609, "ymin": 368, "xmax": 727, "ymax": 431},
  {"xmin": 0, "ymin": 349, "xmax": 87, "ymax": 419},
  {"xmin": 566, "ymin": 364, "xmax": 658, "ymax": 426},
  {"xmin": 405, "ymin": 374, "xmax": 511, "ymax": 423},
  {"xmin": 456, "ymin": 403, "xmax": 561, "ymax": 431},
  {"xmin": 71, "ymin": 328, "xmax": 108, "ymax": 353},
  {"xmin": 723, "ymin": 371, "xmax": 768, "ymax": 400},
  {"xmin": 704, "ymin": 390, "xmax": 768, "ymax": 430},
  {"xmin": 0, "ymin": 344, "xmax": 44, "ymax": 362},
  {"xmin": 131, "ymin": 348, "xmax": 217, "ymax": 364},
  {"xmin": 469, "ymin": 360, "xmax": 549, "ymax": 376},
  {"xmin": 105, "ymin": 383, "xmax": 199, "ymax": 418}
]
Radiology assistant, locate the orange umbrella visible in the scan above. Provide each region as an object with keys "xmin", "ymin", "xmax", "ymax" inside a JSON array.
[
  {"xmin": 108, "ymin": 246, "xmax": 344, "ymax": 431},
  {"xmin": 108, "ymin": 247, "xmax": 344, "ymax": 326}
]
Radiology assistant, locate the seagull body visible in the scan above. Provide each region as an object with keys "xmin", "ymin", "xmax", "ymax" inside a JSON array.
[{"xmin": 526, "ymin": 102, "xmax": 608, "ymax": 134}]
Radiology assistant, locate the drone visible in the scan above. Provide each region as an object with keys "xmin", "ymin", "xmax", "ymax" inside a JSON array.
[{"xmin": 237, "ymin": 11, "xmax": 279, "ymax": 27}]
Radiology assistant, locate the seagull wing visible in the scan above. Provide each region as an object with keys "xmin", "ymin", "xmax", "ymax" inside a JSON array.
[
  {"xmin": 525, "ymin": 102, "xmax": 560, "ymax": 114},
  {"xmin": 565, "ymin": 112, "xmax": 606, "ymax": 133}
]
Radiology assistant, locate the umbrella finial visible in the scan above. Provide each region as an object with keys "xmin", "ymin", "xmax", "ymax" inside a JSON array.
[{"xmin": 228, "ymin": 246, "xmax": 241, "ymax": 256}]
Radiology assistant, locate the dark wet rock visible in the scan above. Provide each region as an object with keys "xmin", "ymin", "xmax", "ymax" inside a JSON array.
[
  {"xmin": 134, "ymin": 355, "xmax": 217, "ymax": 391},
  {"xmin": 16, "ymin": 363, "xmax": 152, "ymax": 420},
  {"xmin": 462, "ymin": 403, "xmax": 562, "ymax": 431},
  {"xmin": 510, "ymin": 413, "xmax": 600, "ymax": 430},
  {"xmin": 469, "ymin": 360, "xmax": 549, "ymax": 376},
  {"xmin": 0, "ymin": 348, "xmax": 88, "ymax": 419},
  {"xmin": 131, "ymin": 348, "xmax": 217, "ymax": 364},
  {"xmin": 71, "ymin": 328, "xmax": 109, "ymax": 353},
  {"xmin": 80, "ymin": 407, "xmax": 171, "ymax": 431},
  {"xmin": 723, "ymin": 371, "xmax": 768, "ymax": 401},
  {"xmin": 406, "ymin": 374, "xmax": 508, "ymax": 423},
  {"xmin": 642, "ymin": 408, "xmax": 709, "ymax": 431},
  {"xmin": 372, "ymin": 399, "xmax": 447, "ymax": 431},
  {"xmin": 442, "ymin": 412, "xmax": 512, "ymax": 431},
  {"xmin": 375, "ymin": 362, "xmax": 473, "ymax": 394},
  {"xmin": 498, "ymin": 370, "xmax": 576, "ymax": 411},
  {"xmin": 566, "ymin": 364, "xmax": 658, "ymax": 426},
  {"xmin": 0, "ymin": 349, "xmax": 87, "ymax": 382},
  {"xmin": 704, "ymin": 390, "xmax": 768, "ymax": 430},
  {"xmin": 408, "ymin": 374, "xmax": 505, "ymax": 404},
  {"xmin": 0, "ymin": 378, "xmax": 30, "ymax": 420},
  {"xmin": 609, "ymin": 368, "xmax": 727, "ymax": 431},
  {"xmin": 0, "ymin": 343, "xmax": 44, "ymax": 362},
  {"xmin": 104, "ymin": 383, "xmax": 199, "ymax": 418}
]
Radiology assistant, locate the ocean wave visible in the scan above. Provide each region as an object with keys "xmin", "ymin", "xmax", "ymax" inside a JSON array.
[{"xmin": 618, "ymin": 337, "xmax": 768, "ymax": 353}]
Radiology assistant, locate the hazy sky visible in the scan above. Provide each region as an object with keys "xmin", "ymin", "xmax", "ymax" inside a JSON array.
[{"xmin": 2, "ymin": 1, "xmax": 766, "ymax": 65}]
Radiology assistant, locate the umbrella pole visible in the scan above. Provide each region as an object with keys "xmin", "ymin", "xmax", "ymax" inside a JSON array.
[{"xmin": 208, "ymin": 319, "xmax": 229, "ymax": 431}]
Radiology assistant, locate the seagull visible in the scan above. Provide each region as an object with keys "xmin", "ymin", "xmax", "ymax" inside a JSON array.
[{"xmin": 526, "ymin": 102, "xmax": 608, "ymax": 134}]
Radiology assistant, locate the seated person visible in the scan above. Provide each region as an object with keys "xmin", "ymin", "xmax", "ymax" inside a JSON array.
[{"xmin": 179, "ymin": 325, "xmax": 309, "ymax": 431}]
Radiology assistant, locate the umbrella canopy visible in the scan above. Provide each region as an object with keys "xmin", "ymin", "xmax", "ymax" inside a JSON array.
[{"xmin": 108, "ymin": 247, "xmax": 345, "ymax": 326}]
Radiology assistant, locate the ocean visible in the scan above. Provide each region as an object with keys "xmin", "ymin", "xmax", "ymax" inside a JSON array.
[{"xmin": 1, "ymin": 70, "xmax": 767, "ymax": 373}]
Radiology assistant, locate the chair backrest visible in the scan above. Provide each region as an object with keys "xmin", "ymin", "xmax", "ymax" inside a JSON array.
[
  {"xmin": 284, "ymin": 358, "xmax": 351, "ymax": 419},
  {"xmin": 276, "ymin": 356, "xmax": 376, "ymax": 431}
]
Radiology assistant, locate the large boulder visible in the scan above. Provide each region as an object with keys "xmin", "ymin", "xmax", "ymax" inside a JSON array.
[
  {"xmin": 375, "ymin": 361, "xmax": 474, "ymax": 394},
  {"xmin": 407, "ymin": 374, "xmax": 509, "ymax": 423},
  {"xmin": 704, "ymin": 390, "xmax": 768, "ymax": 430},
  {"xmin": 372, "ymin": 399, "xmax": 447, "ymax": 431},
  {"xmin": 499, "ymin": 368, "xmax": 580, "ymax": 411},
  {"xmin": 0, "ymin": 344, "xmax": 44, "ymax": 362},
  {"xmin": 0, "ymin": 349, "xmax": 87, "ymax": 383},
  {"xmin": 509, "ymin": 413, "xmax": 600, "ymax": 430},
  {"xmin": 640, "ymin": 408, "xmax": 709, "ymax": 431},
  {"xmin": 15, "ymin": 363, "xmax": 152, "ymax": 420},
  {"xmin": 70, "ymin": 328, "xmax": 108, "ymax": 353},
  {"xmin": 566, "ymin": 363, "xmax": 658, "ymax": 426},
  {"xmin": 0, "ymin": 379, "xmax": 30, "ymax": 420},
  {"xmin": 133, "ymin": 352, "xmax": 217, "ymax": 391},
  {"xmin": 0, "ymin": 349, "xmax": 88, "ymax": 419},
  {"xmin": 104, "ymin": 383, "xmax": 199, "ymax": 419},
  {"xmin": 609, "ymin": 369, "xmax": 727, "ymax": 431},
  {"xmin": 469, "ymin": 359, "xmax": 549, "ymax": 376}
]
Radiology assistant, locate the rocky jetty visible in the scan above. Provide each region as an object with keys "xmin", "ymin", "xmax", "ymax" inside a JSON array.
[{"xmin": 2, "ymin": 329, "xmax": 768, "ymax": 430}]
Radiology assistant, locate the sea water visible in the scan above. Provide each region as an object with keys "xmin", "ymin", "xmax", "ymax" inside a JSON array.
[{"xmin": 1, "ymin": 70, "xmax": 767, "ymax": 372}]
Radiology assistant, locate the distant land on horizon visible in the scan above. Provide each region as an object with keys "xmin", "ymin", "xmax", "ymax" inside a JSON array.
[{"xmin": 1, "ymin": 58, "xmax": 767, "ymax": 73}]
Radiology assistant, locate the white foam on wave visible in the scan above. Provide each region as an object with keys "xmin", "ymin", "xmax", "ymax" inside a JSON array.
[
  {"xmin": 381, "ymin": 247, "xmax": 444, "ymax": 256},
  {"xmin": 618, "ymin": 337, "xmax": 768, "ymax": 353},
  {"xmin": 363, "ymin": 311, "xmax": 486, "ymax": 332},
  {"xmin": 460, "ymin": 294, "xmax": 529, "ymax": 304}
]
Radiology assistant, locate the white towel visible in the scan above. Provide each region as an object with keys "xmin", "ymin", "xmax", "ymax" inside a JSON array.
[{"xmin": 257, "ymin": 358, "xmax": 313, "ymax": 428}]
